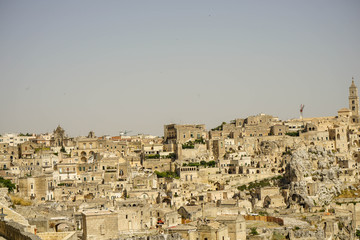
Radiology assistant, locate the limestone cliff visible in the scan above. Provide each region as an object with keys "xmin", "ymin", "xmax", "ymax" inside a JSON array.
[{"xmin": 285, "ymin": 146, "xmax": 342, "ymax": 208}]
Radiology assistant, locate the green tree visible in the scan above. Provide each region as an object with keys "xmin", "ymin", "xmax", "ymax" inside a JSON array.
[{"xmin": 0, "ymin": 177, "xmax": 16, "ymax": 193}]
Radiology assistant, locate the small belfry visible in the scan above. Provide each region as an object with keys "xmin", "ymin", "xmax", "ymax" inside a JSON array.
[{"xmin": 349, "ymin": 77, "xmax": 359, "ymax": 117}]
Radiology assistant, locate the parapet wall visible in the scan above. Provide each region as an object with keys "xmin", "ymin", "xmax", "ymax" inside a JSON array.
[
  {"xmin": 37, "ymin": 231, "xmax": 77, "ymax": 240},
  {"xmin": 0, "ymin": 220, "xmax": 41, "ymax": 240},
  {"xmin": 117, "ymin": 233, "xmax": 183, "ymax": 240},
  {"xmin": 244, "ymin": 215, "xmax": 284, "ymax": 226}
]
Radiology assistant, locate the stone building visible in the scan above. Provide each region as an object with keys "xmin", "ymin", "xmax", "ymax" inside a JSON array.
[
  {"xmin": 52, "ymin": 126, "xmax": 67, "ymax": 147},
  {"xmin": 215, "ymin": 215, "xmax": 246, "ymax": 240},
  {"xmin": 164, "ymin": 124, "xmax": 207, "ymax": 156},
  {"xmin": 18, "ymin": 174, "xmax": 55, "ymax": 201},
  {"xmin": 349, "ymin": 78, "xmax": 360, "ymax": 123},
  {"xmin": 82, "ymin": 210, "xmax": 118, "ymax": 240}
]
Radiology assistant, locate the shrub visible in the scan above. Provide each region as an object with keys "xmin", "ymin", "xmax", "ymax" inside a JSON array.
[
  {"xmin": 211, "ymin": 122, "xmax": 226, "ymax": 131},
  {"xmin": 285, "ymin": 131, "xmax": 300, "ymax": 137},
  {"xmin": 194, "ymin": 137, "xmax": 205, "ymax": 144},
  {"xmin": 154, "ymin": 171, "xmax": 179, "ymax": 179},
  {"xmin": 188, "ymin": 162, "xmax": 199, "ymax": 167},
  {"xmin": 182, "ymin": 141, "xmax": 195, "ymax": 149},
  {"xmin": 258, "ymin": 211, "xmax": 268, "ymax": 216},
  {"xmin": 250, "ymin": 227, "xmax": 259, "ymax": 235},
  {"xmin": 10, "ymin": 196, "xmax": 32, "ymax": 206}
]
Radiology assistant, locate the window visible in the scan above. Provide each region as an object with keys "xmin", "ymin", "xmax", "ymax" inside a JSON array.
[{"xmin": 100, "ymin": 225, "xmax": 105, "ymax": 235}]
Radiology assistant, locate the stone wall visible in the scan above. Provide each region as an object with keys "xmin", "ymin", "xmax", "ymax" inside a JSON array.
[
  {"xmin": 117, "ymin": 233, "xmax": 183, "ymax": 240},
  {"xmin": 0, "ymin": 220, "xmax": 41, "ymax": 240},
  {"xmin": 244, "ymin": 215, "xmax": 284, "ymax": 226},
  {"xmin": 143, "ymin": 158, "xmax": 171, "ymax": 172},
  {"xmin": 29, "ymin": 218, "xmax": 49, "ymax": 233},
  {"xmin": 37, "ymin": 231, "xmax": 77, "ymax": 240}
]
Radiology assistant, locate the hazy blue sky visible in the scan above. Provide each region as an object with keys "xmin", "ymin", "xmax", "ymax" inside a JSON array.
[{"xmin": 1, "ymin": 0, "xmax": 359, "ymax": 136}]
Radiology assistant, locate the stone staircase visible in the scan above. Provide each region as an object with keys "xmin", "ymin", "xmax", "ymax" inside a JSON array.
[{"xmin": 0, "ymin": 201, "xmax": 30, "ymax": 226}]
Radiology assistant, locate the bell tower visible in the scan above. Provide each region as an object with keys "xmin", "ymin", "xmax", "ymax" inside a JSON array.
[{"xmin": 349, "ymin": 77, "xmax": 359, "ymax": 116}]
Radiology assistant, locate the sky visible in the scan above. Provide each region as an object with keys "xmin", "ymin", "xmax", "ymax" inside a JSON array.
[{"xmin": 0, "ymin": 0, "xmax": 360, "ymax": 137}]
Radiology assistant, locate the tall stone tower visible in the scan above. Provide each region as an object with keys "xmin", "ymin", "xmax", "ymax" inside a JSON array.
[{"xmin": 349, "ymin": 77, "xmax": 359, "ymax": 116}]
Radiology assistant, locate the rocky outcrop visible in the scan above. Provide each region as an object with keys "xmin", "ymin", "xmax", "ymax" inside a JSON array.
[
  {"xmin": 259, "ymin": 141, "xmax": 280, "ymax": 155},
  {"xmin": 285, "ymin": 146, "xmax": 342, "ymax": 208}
]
